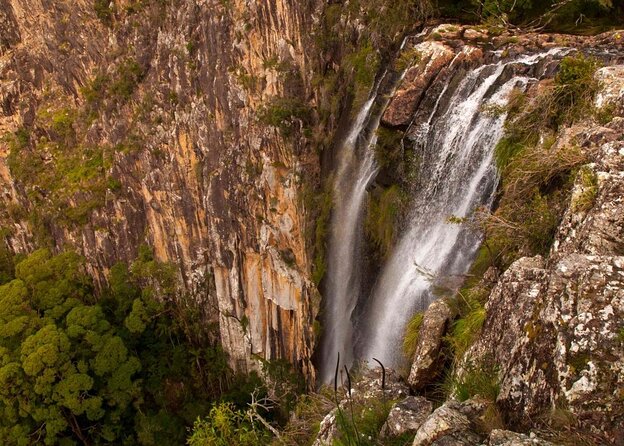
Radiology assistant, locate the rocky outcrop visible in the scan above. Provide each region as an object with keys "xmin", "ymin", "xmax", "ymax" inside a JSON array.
[
  {"xmin": 461, "ymin": 70, "xmax": 624, "ymax": 443},
  {"xmin": 381, "ymin": 24, "xmax": 624, "ymax": 130},
  {"xmin": 382, "ymin": 40, "xmax": 455, "ymax": 127},
  {"xmin": 0, "ymin": 0, "xmax": 325, "ymax": 378},
  {"xmin": 408, "ymin": 299, "xmax": 454, "ymax": 389}
]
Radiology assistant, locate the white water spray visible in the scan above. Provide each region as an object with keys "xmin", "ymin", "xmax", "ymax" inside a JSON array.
[
  {"xmin": 360, "ymin": 51, "xmax": 567, "ymax": 365},
  {"xmin": 318, "ymin": 94, "xmax": 379, "ymax": 383}
]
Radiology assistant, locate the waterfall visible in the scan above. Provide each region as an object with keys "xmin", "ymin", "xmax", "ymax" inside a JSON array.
[
  {"xmin": 318, "ymin": 45, "xmax": 569, "ymax": 382},
  {"xmin": 359, "ymin": 49, "xmax": 568, "ymax": 366},
  {"xmin": 318, "ymin": 93, "xmax": 380, "ymax": 384}
]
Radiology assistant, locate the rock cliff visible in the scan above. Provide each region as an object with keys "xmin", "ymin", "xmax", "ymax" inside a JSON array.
[{"xmin": 0, "ymin": 0, "xmax": 325, "ymax": 378}]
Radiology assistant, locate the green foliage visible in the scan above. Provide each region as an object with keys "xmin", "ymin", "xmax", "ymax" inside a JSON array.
[
  {"xmin": 94, "ymin": 0, "xmax": 115, "ymax": 25},
  {"xmin": 450, "ymin": 360, "xmax": 500, "ymax": 403},
  {"xmin": 366, "ymin": 185, "xmax": 406, "ymax": 258},
  {"xmin": 402, "ymin": 312, "xmax": 424, "ymax": 359},
  {"xmin": 187, "ymin": 403, "xmax": 272, "ymax": 446},
  {"xmin": 0, "ymin": 248, "xmax": 257, "ymax": 445},
  {"xmin": 495, "ymin": 55, "xmax": 598, "ymax": 171},
  {"xmin": 441, "ymin": 0, "xmax": 623, "ymax": 32},
  {"xmin": 277, "ymin": 390, "xmax": 334, "ymax": 446},
  {"xmin": 344, "ymin": 39, "xmax": 381, "ymax": 110},
  {"xmin": 571, "ymin": 166, "xmax": 598, "ymax": 212},
  {"xmin": 334, "ymin": 397, "xmax": 396, "ymax": 446},
  {"xmin": 484, "ymin": 54, "xmax": 600, "ymax": 270},
  {"xmin": 6, "ymin": 102, "xmax": 120, "ymax": 231},
  {"xmin": 0, "ymin": 249, "xmax": 140, "ymax": 445},
  {"xmin": 259, "ymin": 358, "xmax": 305, "ymax": 422},
  {"xmin": 258, "ymin": 98, "xmax": 313, "ymax": 137},
  {"xmin": 446, "ymin": 292, "xmax": 487, "ymax": 360},
  {"xmin": 394, "ymin": 47, "xmax": 422, "ymax": 72},
  {"xmin": 375, "ymin": 127, "xmax": 404, "ymax": 169},
  {"xmin": 111, "ymin": 59, "xmax": 145, "ymax": 101},
  {"xmin": 82, "ymin": 73, "xmax": 110, "ymax": 111},
  {"xmin": 0, "ymin": 231, "xmax": 14, "ymax": 286}
]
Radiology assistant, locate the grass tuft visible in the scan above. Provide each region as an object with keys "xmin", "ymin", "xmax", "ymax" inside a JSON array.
[{"xmin": 402, "ymin": 312, "xmax": 424, "ymax": 359}]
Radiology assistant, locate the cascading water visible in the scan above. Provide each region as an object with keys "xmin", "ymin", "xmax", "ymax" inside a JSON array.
[
  {"xmin": 318, "ymin": 94, "xmax": 380, "ymax": 384},
  {"xmin": 359, "ymin": 49, "xmax": 569, "ymax": 366}
]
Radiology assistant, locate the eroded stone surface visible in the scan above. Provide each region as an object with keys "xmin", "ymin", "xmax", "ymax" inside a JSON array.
[
  {"xmin": 486, "ymin": 429, "xmax": 556, "ymax": 446},
  {"xmin": 412, "ymin": 398, "xmax": 488, "ymax": 446},
  {"xmin": 408, "ymin": 299, "xmax": 454, "ymax": 389},
  {"xmin": 458, "ymin": 66, "xmax": 624, "ymax": 443},
  {"xmin": 380, "ymin": 396, "xmax": 433, "ymax": 439}
]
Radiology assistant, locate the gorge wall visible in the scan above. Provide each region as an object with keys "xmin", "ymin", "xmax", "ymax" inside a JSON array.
[{"xmin": 0, "ymin": 0, "xmax": 328, "ymax": 378}]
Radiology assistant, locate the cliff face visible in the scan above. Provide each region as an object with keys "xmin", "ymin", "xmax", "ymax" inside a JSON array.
[{"xmin": 0, "ymin": 0, "xmax": 325, "ymax": 378}]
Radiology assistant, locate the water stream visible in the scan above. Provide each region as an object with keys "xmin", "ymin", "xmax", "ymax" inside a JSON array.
[{"xmin": 318, "ymin": 93, "xmax": 380, "ymax": 383}]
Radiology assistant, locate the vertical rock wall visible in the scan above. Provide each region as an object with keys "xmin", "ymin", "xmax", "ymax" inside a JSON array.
[{"xmin": 0, "ymin": 0, "xmax": 324, "ymax": 378}]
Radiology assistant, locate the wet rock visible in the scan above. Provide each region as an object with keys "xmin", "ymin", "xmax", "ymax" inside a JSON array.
[
  {"xmin": 380, "ymin": 396, "xmax": 433, "ymax": 439},
  {"xmin": 486, "ymin": 429, "xmax": 556, "ymax": 445},
  {"xmin": 382, "ymin": 40, "xmax": 455, "ymax": 127},
  {"xmin": 408, "ymin": 299, "xmax": 454, "ymax": 389},
  {"xmin": 412, "ymin": 398, "xmax": 488, "ymax": 446}
]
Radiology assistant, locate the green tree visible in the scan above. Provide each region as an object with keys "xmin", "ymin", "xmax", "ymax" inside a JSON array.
[{"xmin": 0, "ymin": 249, "xmax": 142, "ymax": 445}]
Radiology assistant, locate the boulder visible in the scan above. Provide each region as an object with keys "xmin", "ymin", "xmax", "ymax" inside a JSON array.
[
  {"xmin": 412, "ymin": 398, "xmax": 489, "ymax": 446},
  {"xmin": 487, "ymin": 429, "xmax": 556, "ymax": 446},
  {"xmin": 408, "ymin": 299, "xmax": 454, "ymax": 389},
  {"xmin": 380, "ymin": 396, "xmax": 433, "ymax": 439},
  {"xmin": 594, "ymin": 65, "xmax": 624, "ymax": 111}
]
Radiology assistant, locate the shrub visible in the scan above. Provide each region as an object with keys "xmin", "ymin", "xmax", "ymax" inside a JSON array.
[
  {"xmin": 484, "ymin": 54, "xmax": 599, "ymax": 270},
  {"xmin": 452, "ymin": 360, "xmax": 499, "ymax": 402},
  {"xmin": 187, "ymin": 403, "xmax": 272, "ymax": 446},
  {"xmin": 375, "ymin": 126, "xmax": 404, "ymax": 169},
  {"xmin": 94, "ymin": 0, "xmax": 114, "ymax": 25},
  {"xmin": 446, "ymin": 294, "xmax": 486, "ymax": 360},
  {"xmin": 334, "ymin": 397, "xmax": 396, "ymax": 446},
  {"xmin": 274, "ymin": 391, "xmax": 334, "ymax": 446},
  {"xmin": 258, "ymin": 98, "xmax": 312, "ymax": 137},
  {"xmin": 345, "ymin": 39, "xmax": 381, "ymax": 109},
  {"xmin": 485, "ymin": 143, "xmax": 586, "ymax": 269},
  {"xmin": 312, "ymin": 182, "xmax": 333, "ymax": 285},
  {"xmin": 571, "ymin": 166, "xmax": 598, "ymax": 212},
  {"xmin": 111, "ymin": 58, "xmax": 145, "ymax": 101},
  {"xmin": 394, "ymin": 47, "xmax": 422, "ymax": 72}
]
